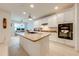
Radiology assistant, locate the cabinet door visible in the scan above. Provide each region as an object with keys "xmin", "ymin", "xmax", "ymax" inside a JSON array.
[
  {"xmin": 48, "ymin": 15, "xmax": 57, "ymax": 27},
  {"xmin": 64, "ymin": 7, "xmax": 75, "ymax": 23},
  {"xmin": 49, "ymin": 33, "xmax": 57, "ymax": 41},
  {"xmin": 40, "ymin": 18, "xmax": 48, "ymax": 25},
  {"xmin": 34, "ymin": 20, "xmax": 41, "ymax": 28},
  {"xmin": 56, "ymin": 13, "xmax": 64, "ymax": 24},
  {"xmin": 35, "ymin": 18, "xmax": 48, "ymax": 27}
]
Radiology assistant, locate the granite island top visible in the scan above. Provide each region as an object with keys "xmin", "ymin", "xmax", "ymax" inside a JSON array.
[{"xmin": 17, "ymin": 32, "xmax": 51, "ymax": 42}]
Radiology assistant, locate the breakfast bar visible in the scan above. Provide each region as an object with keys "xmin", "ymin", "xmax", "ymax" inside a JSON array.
[{"xmin": 18, "ymin": 32, "xmax": 51, "ymax": 56}]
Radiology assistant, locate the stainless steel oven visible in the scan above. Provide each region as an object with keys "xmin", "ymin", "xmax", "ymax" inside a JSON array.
[{"xmin": 58, "ymin": 23, "xmax": 73, "ymax": 40}]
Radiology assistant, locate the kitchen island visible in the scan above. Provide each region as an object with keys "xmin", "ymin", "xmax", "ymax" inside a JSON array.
[{"xmin": 17, "ymin": 32, "xmax": 50, "ymax": 56}]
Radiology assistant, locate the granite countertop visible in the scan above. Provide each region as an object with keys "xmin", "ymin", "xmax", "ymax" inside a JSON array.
[{"xmin": 17, "ymin": 32, "xmax": 51, "ymax": 42}]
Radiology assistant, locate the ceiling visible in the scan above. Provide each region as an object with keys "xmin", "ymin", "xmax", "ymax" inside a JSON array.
[{"xmin": 0, "ymin": 3, "xmax": 74, "ymax": 22}]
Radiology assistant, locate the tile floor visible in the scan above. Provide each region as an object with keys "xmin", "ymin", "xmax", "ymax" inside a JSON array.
[
  {"xmin": 49, "ymin": 41, "xmax": 79, "ymax": 56},
  {"xmin": 9, "ymin": 36, "xmax": 79, "ymax": 56}
]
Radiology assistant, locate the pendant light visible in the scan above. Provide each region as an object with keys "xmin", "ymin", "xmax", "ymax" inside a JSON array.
[{"xmin": 28, "ymin": 14, "xmax": 32, "ymax": 20}]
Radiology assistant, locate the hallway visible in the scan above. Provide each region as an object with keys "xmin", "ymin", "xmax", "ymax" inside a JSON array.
[{"xmin": 9, "ymin": 36, "xmax": 79, "ymax": 56}]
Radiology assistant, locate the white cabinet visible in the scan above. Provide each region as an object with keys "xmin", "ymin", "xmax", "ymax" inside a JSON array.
[
  {"xmin": 56, "ymin": 13, "xmax": 64, "ymax": 24},
  {"xmin": 64, "ymin": 7, "xmax": 75, "ymax": 23},
  {"xmin": 48, "ymin": 15, "xmax": 57, "ymax": 27},
  {"xmin": 34, "ymin": 15, "xmax": 58, "ymax": 28},
  {"xmin": 20, "ymin": 33, "xmax": 49, "ymax": 56},
  {"xmin": 49, "ymin": 33, "xmax": 57, "ymax": 42},
  {"xmin": 49, "ymin": 6, "xmax": 75, "ymax": 47},
  {"xmin": 40, "ymin": 18, "xmax": 48, "ymax": 25},
  {"xmin": 33, "ymin": 20, "xmax": 41, "ymax": 28},
  {"xmin": 34, "ymin": 18, "xmax": 48, "ymax": 28}
]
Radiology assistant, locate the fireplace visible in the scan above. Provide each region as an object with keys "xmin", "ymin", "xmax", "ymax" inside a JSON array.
[{"xmin": 58, "ymin": 23, "xmax": 73, "ymax": 40}]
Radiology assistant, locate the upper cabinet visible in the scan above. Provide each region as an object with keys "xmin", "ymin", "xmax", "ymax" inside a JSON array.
[
  {"xmin": 33, "ymin": 20, "xmax": 41, "ymax": 28},
  {"xmin": 56, "ymin": 6, "xmax": 75, "ymax": 24},
  {"xmin": 34, "ymin": 18, "xmax": 48, "ymax": 28},
  {"xmin": 34, "ymin": 14, "xmax": 59, "ymax": 28},
  {"xmin": 33, "ymin": 6, "xmax": 75, "ymax": 28},
  {"xmin": 40, "ymin": 18, "xmax": 48, "ymax": 25},
  {"xmin": 56, "ymin": 13, "xmax": 64, "ymax": 24},
  {"xmin": 48, "ymin": 15, "xmax": 57, "ymax": 27},
  {"xmin": 64, "ymin": 7, "xmax": 75, "ymax": 23}
]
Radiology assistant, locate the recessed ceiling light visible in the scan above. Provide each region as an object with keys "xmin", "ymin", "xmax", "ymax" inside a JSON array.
[
  {"xmin": 30, "ymin": 4, "xmax": 34, "ymax": 8},
  {"xmin": 28, "ymin": 18, "xmax": 32, "ymax": 20},
  {"xmin": 54, "ymin": 6, "xmax": 59, "ymax": 10},
  {"xmin": 23, "ymin": 12, "xmax": 26, "ymax": 15}
]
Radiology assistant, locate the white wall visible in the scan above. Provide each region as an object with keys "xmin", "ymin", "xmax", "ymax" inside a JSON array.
[
  {"xmin": 75, "ymin": 4, "xmax": 79, "ymax": 50},
  {"xmin": 0, "ymin": 10, "xmax": 11, "ymax": 44},
  {"xmin": 0, "ymin": 10, "xmax": 11, "ymax": 55}
]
